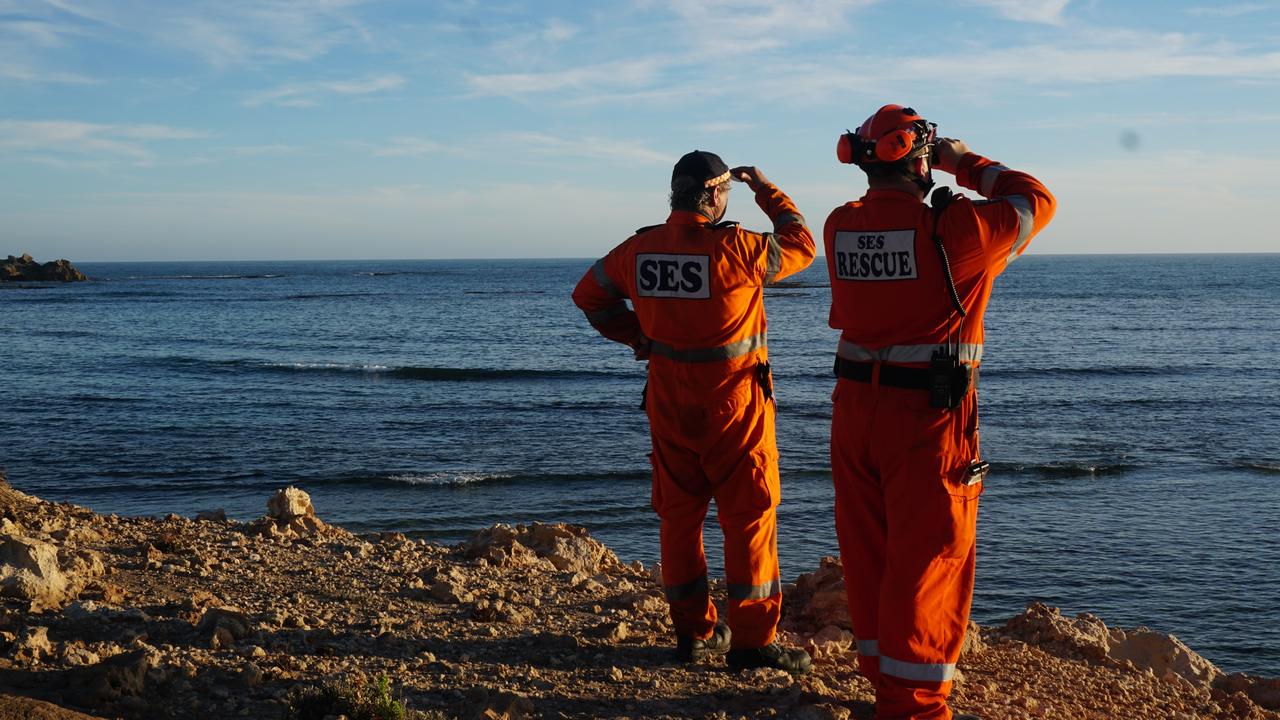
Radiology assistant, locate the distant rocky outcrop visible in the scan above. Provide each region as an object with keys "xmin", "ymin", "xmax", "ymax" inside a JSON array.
[{"xmin": 1, "ymin": 254, "xmax": 86, "ymax": 283}]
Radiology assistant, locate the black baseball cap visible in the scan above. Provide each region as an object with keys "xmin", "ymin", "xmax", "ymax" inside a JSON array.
[{"xmin": 671, "ymin": 150, "xmax": 730, "ymax": 191}]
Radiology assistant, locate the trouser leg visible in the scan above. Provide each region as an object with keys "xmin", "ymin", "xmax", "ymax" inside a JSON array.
[
  {"xmin": 650, "ymin": 435, "xmax": 717, "ymax": 639},
  {"xmin": 714, "ymin": 447, "xmax": 781, "ymax": 649},
  {"xmin": 830, "ymin": 380, "xmax": 886, "ymax": 686},
  {"xmin": 875, "ymin": 393, "xmax": 981, "ymax": 720}
]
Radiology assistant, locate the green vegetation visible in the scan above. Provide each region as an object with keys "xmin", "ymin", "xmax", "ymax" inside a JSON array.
[{"xmin": 285, "ymin": 673, "xmax": 446, "ymax": 720}]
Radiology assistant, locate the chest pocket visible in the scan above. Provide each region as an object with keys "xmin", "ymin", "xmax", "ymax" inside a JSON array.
[{"xmin": 635, "ymin": 253, "xmax": 711, "ymax": 299}]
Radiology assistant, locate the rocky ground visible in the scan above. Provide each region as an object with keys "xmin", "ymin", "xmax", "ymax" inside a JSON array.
[{"xmin": 1, "ymin": 471, "xmax": 1277, "ymax": 720}]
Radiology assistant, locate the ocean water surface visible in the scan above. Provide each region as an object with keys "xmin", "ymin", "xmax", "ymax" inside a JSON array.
[{"xmin": 2, "ymin": 254, "xmax": 1277, "ymax": 675}]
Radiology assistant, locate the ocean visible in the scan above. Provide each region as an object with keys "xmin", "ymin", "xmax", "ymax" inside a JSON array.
[{"xmin": 2, "ymin": 254, "xmax": 1277, "ymax": 676}]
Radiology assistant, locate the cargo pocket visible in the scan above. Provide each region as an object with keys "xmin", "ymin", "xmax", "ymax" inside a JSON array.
[
  {"xmin": 717, "ymin": 447, "xmax": 779, "ymax": 516},
  {"xmin": 932, "ymin": 449, "xmax": 982, "ymax": 560},
  {"xmin": 750, "ymin": 447, "xmax": 781, "ymax": 511}
]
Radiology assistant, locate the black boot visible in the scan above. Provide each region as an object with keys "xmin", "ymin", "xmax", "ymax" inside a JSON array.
[
  {"xmin": 675, "ymin": 623, "xmax": 731, "ymax": 662},
  {"xmin": 726, "ymin": 642, "xmax": 812, "ymax": 675}
]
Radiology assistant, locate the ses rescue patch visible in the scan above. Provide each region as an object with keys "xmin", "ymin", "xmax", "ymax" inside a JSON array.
[
  {"xmin": 635, "ymin": 253, "xmax": 710, "ymax": 299},
  {"xmin": 833, "ymin": 230, "xmax": 918, "ymax": 281}
]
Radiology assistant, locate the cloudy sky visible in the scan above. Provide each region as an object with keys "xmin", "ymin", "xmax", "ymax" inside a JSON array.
[{"xmin": 2, "ymin": 0, "xmax": 1278, "ymax": 261}]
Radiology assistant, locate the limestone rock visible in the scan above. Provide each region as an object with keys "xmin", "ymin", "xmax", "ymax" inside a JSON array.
[
  {"xmin": 195, "ymin": 606, "xmax": 253, "ymax": 642},
  {"xmin": 267, "ymin": 487, "xmax": 314, "ymax": 520},
  {"xmin": 64, "ymin": 648, "xmax": 150, "ymax": 709},
  {"xmin": 465, "ymin": 523, "xmax": 616, "ymax": 574},
  {"xmin": 0, "ymin": 534, "xmax": 70, "ymax": 610},
  {"xmin": 15, "ymin": 625, "xmax": 53, "ymax": 661},
  {"xmin": 999, "ymin": 602, "xmax": 1111, "ymax": 661},
  {"xmin": 1216, "ymin": 673, "xmax": 1280, "ymax": 711},
  {"xmin": 807, "ymin": 624, "xmax": 854, "ymax": 660},
  {"xmin": 0, "ymin": 695, "xmax": 105, "ymax": 720},
  {"xmin": 0, "ymin": 253, "xmax": 87, "ymax": 282},
  {"xmin": 781, "ymin": 556, "xmax": 850, "ymax": 633},
  {"xmin": 960, "ymin": 620, "xmax": 986, "ymax": 659},
  {"xmin": 195, "ymin": 509, "xmax": 227, "ymax": 522},
  {"xmin": 1107, "ymin": 626, "xmax": 1221, "ymax": 686}
]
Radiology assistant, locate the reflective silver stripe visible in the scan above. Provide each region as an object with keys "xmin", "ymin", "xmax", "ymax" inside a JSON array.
[
  {"xmin": 664, "ymin": 574, "xmax": 708, "ymax": 602},
  {"xmin": 772, "ymin": 212, "xmax": 805, "ymax": 232},
  {"xmin": 591, "ymin": 258, "xmax": 623, "ymax": 299},
  {"xmin": 857, "ymin": 639, "xmax": 879, "ymax": 656},
  {"xmin": 650, "ymin": 333, "xmax": 766, "ymax": 363},
  {"xmin": 727, "ymin": 577, "xmax": 781, "ymax": 601},
  {"xmin": 763, "ymin": 233, "xmax": 782, "ymax": 285},
  {"xmin": 880, "ymin": 653, "xmax": 956, "ymax": 683},
  {"xmin": 584, "ymin": 303, "xmax": 628, "ymax": 326},
  {"xmin": 837, "ymin": 338, "xmax": 983, "ymax": 364},
  {"xmin": 1006, "ymin": 194, "xmax": 1034, "ymax": 263},
  {"xmin": 979, "ymin": 164, "xmax": 1010, "ymax": 196}
]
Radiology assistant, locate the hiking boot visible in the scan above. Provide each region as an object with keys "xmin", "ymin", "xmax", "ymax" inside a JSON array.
[
  {"xmin": 675, "ymin": 623, "xmax": 731, "ymax": 662},
  {"xmin": 726, "ymin": 642, "xmax": 812, "ymax": 675}
]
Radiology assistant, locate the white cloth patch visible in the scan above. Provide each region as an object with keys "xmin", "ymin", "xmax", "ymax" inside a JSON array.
[
  {"xmin": 635, "ymin": 253, "xmax": 711, "ymax": 298},
  {"xmin": 832, "ymin": 230, "xmax": 918, "ymax": 281}
]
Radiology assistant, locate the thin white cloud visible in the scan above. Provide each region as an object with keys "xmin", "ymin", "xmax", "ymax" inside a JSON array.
[
  {"xmin": 1186, "ymin": 3, "xmax": 1270, "ymax": 17},
  {"xmin": 500, "ymin": 132, "xmax": 670, "ymax": 165},
  {"xmin": 465, "ymin": 59, "xmax": 662, "ymax": 97},
  {"xmin": 244, "ymin": 74, "xmax": 404, "ymax": 107},
  {"xmin": 728, "ymin": 30, "xmax": 1280, "ymax": 105},
  {"xmin": 0, "ymin": 60, "xmax": 93, "ymax": 83},
  {"xmin": 230, "ymin": 144, "xmax": 304, "ymax": 157},
  {"xmin": 0, "ymin": 119, "xmax": 207, "ymax": 161},
  {"xmin": 963, "ymin": 0, "xmax": 1071, "ymax": 25},
  {"xmin": 489, "ymin": 17, "xmax": 580, "ymax": 65},
  {"xmin": 662, "ymin": 0, "xmax": 878, "ymax": 53},
  {"xmin": 695, "ymin": 122, "xmax": 754, "ymax": 133},
  {"xmin": 20, "ymin": 0, "xmax": 373, "ymax": 69},
  {"xmin": 370, "ymin": 137, "xmax": 440, "ymax": 157}
]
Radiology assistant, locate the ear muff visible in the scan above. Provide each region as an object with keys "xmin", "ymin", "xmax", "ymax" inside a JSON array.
[
  {"xmin": 836, "ymin": 132, "xmax": 857, "ymax": 164},
  {"xmin": 875, "ymin": 128, "xmax": 917, "ymax": 162}
]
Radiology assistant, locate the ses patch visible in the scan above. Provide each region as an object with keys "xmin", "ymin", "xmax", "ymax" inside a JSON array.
[
  {"xmin": 635, "ymin": 253, "xmax": 711, "ymax": 299},
  {"xmin": 833, "ymin": 229, "xmax": 918, "ymax": 281}
]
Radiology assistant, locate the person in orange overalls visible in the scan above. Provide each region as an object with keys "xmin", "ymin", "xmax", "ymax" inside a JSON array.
[
  {"xmin": 825, "ymin": 106, "xmax": 1056, "ymax": 719},
  {"xmin": 573, "ymin": 150, "xmax": 815, "ymax": 672}
]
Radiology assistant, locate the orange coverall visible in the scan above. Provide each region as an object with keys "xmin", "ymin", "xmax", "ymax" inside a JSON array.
[
  {"xmin": 824, "ymin": 154, "xmax": 1055, "ymax": 719},
  {"xmin": 573, "ymin": 182, "xmax": 815, "ymax": 649}
]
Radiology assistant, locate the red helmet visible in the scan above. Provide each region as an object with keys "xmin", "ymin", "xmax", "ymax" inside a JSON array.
[{"xmin": 837, "ymin": 104, "xmax": 937, "ymax": 165}]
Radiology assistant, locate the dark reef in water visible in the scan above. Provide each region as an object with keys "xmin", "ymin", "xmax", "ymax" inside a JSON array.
[{"xmin": 1, "ymin": 253, "xmax": 87, "ymax": 283}]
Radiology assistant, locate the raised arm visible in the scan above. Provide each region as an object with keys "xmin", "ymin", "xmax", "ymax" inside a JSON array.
[
  {"xmin": 934, "ymin": 139, "xmax": 1056, "ymax": 270},
  {"xmin": 730, "ymin": 166, "xmax": 817, "ymax": 284}
]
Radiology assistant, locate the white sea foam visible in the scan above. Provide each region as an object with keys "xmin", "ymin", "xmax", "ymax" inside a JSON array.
[
  {"xmin": 387, "ymin": 472, "xmax": 509, "ymax": 486},
  {"xmin": 264, "ymin": 362, "xmax": 392, "ymax": 373}
]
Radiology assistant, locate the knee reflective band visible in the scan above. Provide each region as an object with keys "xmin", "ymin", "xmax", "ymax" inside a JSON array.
[
  {"xmin": 879, "ymin": 655, "xmax": 957, "ymax": 683},
  {"xmin": 665, "ymin": 574, "xmax": 710, "ymax": 602},
  {"xmin": 727, "ymin": 578, "xmax": 781, "ymax": 601}
]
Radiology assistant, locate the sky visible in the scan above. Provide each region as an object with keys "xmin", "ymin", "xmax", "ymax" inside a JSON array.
[{"xmin": 2, "ymin": 0, "xmax": 1279, "ymax": 261}]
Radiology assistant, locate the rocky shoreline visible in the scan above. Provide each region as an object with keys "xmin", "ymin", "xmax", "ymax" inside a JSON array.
[
  {"xmin": 1, "ymin": 472, "xmax": 1277, "ymax": 720},
  {"xmin": 1, "ymin": 254, "xmax": 86, "ymax": 283}
]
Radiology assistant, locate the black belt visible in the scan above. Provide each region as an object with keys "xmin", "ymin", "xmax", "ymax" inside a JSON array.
[{"xmin": 834, "ymin": 357, "xmax": 931, "ymax": 390}]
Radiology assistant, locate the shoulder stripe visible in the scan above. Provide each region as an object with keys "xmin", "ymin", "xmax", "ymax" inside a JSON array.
[
  {"xmin": 591, "ymin": 258, "xmax": 623, "ymax": 299},
  {"xmin": 1006, "ymin": 195, "xmax": 1034, "ymax": 263},
  {"xmin": 772, "ymin": 213, "xmax": 805, "ymax": 232},
  {"xmin": 764, "ymin": 233, "xmax": 782, "ymax": 285},
  {"xmin": 979, "ymin": 164, "xmax": 1010, "ymax": 197}
]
